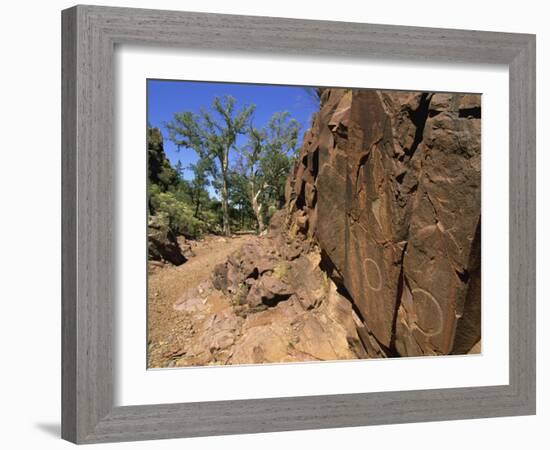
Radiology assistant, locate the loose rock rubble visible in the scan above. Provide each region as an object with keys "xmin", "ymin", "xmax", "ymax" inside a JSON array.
[{"xmin": 167, "ymin": 221, "xmax": 367, "ymax": 366}]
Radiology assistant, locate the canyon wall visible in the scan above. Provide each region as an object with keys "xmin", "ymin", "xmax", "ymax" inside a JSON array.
[{"xmin": 285, "ymin": 88, "xmax": 481, "ymax": 357}]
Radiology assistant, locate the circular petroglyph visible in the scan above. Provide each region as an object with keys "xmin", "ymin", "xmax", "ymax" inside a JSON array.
[
  {"xmin": 411, "ymin": 288, "xmax": 444, "ymax": 337},
  {"xmin": 364, "ymin": 258, "xmax": 382, "ymax": 291}
]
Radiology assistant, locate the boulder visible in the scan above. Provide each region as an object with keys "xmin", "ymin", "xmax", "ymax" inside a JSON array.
[
  {"xmin": 211, "ymin": 240, "xmax": 280, "ymax": 298},
  {"xmin": 147, "ymin": 225, "xmax": 186, "ymax": 266},
  {"xmin": 246, "ymin": 275, "xmax": 293, "ymax": 307},
  {"xmin": 230, "ymin": 288, "xmax": 364, "ymax": 364},
  {"xmin": 286, "ymin": 254, "xmax": 326, "ymax": 310},
  {"xmin": 176, "ymin": 236, "xmax": 196, "ymax": 258}
]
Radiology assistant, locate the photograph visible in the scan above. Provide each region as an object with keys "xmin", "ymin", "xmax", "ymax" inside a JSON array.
[
  {"xmin": 3, "ymin": 0, "xmax": 543, "ymax": 446},
  {"xmin": 146, "ymin": 81, "xmax": 482, "ymax": 368}
]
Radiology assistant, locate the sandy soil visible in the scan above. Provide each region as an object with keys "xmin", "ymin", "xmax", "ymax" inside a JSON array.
[{"xmin": 147, "ymin": 233, "xmax": 256, "ymax": 367}]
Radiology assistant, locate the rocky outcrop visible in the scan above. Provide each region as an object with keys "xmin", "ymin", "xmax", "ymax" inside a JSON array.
[
  {"xmin": 147, "ymin": 217, "xmax": 187, "ymax": 266},
  {"xmin": 147, "ymin": 127, "xmax": 178, "ymax": 190},
  {"xmin": 285, "ymin": 88, "xmax": 481, "ymax": 357},
  {"xmin": 167, "ymin": 229, "xmax": 367, "ymax": 366}
]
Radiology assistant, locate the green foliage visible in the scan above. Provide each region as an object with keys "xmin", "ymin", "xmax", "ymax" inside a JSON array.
[
  {"xmin": 188, "ymin": 157, "xmax": 211, "ymax": 218},
  {"xmin": 147, "ymin": 128, "xmax": 178, "ymax": 190},
  {"xmin": 149, "ymin": 186, "xmax": 210, "ymax": 238},
  {"xmin": 227, "ymin": 169, "xmax": 256, "ymax": 230},
  {"xmin": 147, "ymin": 125, "xmax": 221, "ymax": 239},
  {"xmin": 166, "ymin": 96, "xmax": 255, "ymax": 235},
  {"xmin": 148, "ymin": 98, "xmax": 304, "ymax": 242},
  {"xmin": 238, "ymin": 111, "xmax": 300, "ymax": 230}
]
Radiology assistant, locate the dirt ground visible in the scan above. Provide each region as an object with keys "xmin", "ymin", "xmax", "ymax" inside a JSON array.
[
  {"xmin": 147, "ymin": 234, "xmax": 256, "ymax": 367},
  {"xmin": 147, "ymin": 228, "xmax": 368, "ymax": 368}
]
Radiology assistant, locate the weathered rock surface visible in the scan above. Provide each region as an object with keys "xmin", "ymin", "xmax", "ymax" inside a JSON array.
[
  {"xmin": 168, "ymin": 231, "xmax": 366, "ymax": 366},
  {"xmin": 176, "ymin": 236, "xmax": 196, "ymax": 259},
  {"xmin": 148, "ymin": 228, "xmax": 196, "ymax": 268},
  {"xmin": 148, "ymin": 219, "xmax": 187, "ymax": 266},
  {"xmin": 285, "ymin": 88, "xmax": 481, "ymax": 357}
]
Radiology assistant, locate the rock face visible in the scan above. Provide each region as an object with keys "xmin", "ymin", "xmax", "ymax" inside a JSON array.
[{"xmin": 285, "ymin": 89, "xmax": 481, "ymax": 357}]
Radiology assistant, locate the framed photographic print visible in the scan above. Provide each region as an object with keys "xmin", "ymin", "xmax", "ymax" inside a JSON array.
[{"xmin": 61, "ymin": 4, "xmax": 536, "ymax": 444}]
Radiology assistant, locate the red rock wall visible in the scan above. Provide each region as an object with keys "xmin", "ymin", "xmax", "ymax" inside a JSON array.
[{"xmin": 286, "ymin": 88, "xmax": 481, "ymax": 357}]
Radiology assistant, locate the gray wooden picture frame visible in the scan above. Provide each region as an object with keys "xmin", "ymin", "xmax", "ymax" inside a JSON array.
[{"xmin": 61, "ymin": 4, "xmax": 536, "ymax": 444}]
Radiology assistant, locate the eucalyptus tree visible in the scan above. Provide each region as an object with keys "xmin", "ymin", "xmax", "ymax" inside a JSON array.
[
  {"xmin": 166, "ymin": 95, "xmax": 255, "ymax": 236},
  {"xmin": 242, "ymin": 111, "xmax": 300, "ymax": 232},
  {"xmin": 227, "ymin": 169, "xmax": 255, "ymax": 230},
  {"xmin": 188, "ymin": 157, "xmax": 211, "ymax": 219}
]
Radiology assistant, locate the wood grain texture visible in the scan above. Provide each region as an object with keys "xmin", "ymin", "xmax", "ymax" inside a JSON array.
[
  {"xmin": 61, "ymin": 7, "xmax": 77, "ymax": 443},
  {"xmin": 61, "ymin": 4, "xmax": 536, "ymax": 444}
]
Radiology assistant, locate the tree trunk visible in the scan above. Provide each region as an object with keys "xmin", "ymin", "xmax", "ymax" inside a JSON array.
[
  {"xmin": 251, "ymin": 188, "xmax": 265, "ymax": 233},
  {"xmin": 221, "ymin": 178, "xmax": 230, "ymax": 236},
  {"xmin": 220, "ymin": 154, "xmax": 230, "ymax": 236}
]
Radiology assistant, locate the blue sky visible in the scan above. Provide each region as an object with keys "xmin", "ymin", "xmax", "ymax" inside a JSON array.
[{"xmin": 147, "ymin": 79, "xmax": 319, "ymax": 181}]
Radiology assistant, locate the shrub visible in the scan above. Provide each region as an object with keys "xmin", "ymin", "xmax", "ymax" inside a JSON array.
[{"xmin": 149, "ymin": 189, "xmax": 206, "ymax": 239}]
